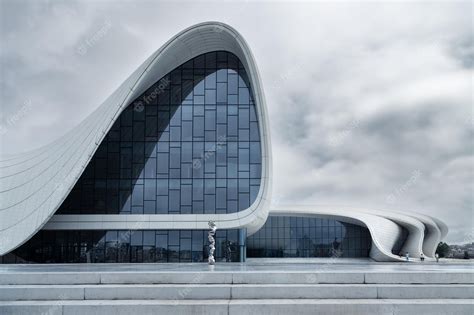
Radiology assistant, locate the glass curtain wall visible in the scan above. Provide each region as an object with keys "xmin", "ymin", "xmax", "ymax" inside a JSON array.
[
  {"xmin": 58, "ymin": 51, "xmax": 262, "ymax": 216},
  {"xmin": 247, "ymin": 216, "xmax": 372, "ymax": 258},
  {"xmin": 1, "ymin": 51, "xmax": 260, "ymax": 264},
  {"xmin": 0, "ymin": 229, "xmax": 242, "ymax": 263}
]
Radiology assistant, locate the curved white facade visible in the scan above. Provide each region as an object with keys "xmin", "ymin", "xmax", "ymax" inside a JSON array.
[
  {"xmin": 0, "ymin": 22, "xmax": 446, "ymax": 262},
  {"xmin": 270, "ymin": 205, "xmax": 447, "ymax": 261},
  {"xmin": 0, "ymin": 22, "xmax": 272, "ymax": 255}
]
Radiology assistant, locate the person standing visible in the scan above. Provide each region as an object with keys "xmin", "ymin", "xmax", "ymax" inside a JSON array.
[
  {"xmin": 225, "ymin": 241, "xmax": 232, "ymax": 262},
  {"xmin": 435, "ymin": 253, "xmax": 439, "ymax": 262},
  {"xmin": 420, "ymin": 253, "xmax": 425, "ymax": 262}
]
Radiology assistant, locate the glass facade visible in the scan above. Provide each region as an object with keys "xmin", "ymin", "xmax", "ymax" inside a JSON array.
[
  {"xmin": 0, "ymin": 216, "xmax": 374, "ymax": 263},
  {"xmin": 58, "ymin": 51, "xmax": 262, "ymax": 215},
  {"xmin": 0, "ymin": 51, "xmax": 261, "ymax": 264},
  {"xmin": 247, "ymin": 216, "xmax": 372, "ymax": 258},
  {"xmin": 0, "ymin": 229, "xmax": 243, "ymax": 263},
  {"xmin": 0, "ymin": 52, "xmax": 380, "ymax": 264}
]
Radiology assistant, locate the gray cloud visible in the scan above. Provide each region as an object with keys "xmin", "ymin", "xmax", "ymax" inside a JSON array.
[{"xmin": 0, "ymin": 0, "xmax": 472, "ymax": 243}]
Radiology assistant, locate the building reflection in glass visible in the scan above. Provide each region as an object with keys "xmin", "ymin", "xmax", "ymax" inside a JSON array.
[{"xmin": 1, "ymin": 229, "xmax": 241, "ymax": 263}]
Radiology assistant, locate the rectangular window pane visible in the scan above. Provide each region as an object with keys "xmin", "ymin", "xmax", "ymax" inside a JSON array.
[
  {"xmin": 205, "ymin": 89, "xmax": 216, "ymax": 105},
  {"xmin": 169, "ymin": 190, "xmax": 180, "ymax": 212},
  {"xmin": 205, "ymin": 110, "xmax": 216, "ymax": 130},
  {"xmin": 170, "ymin": 148, "xmax": 180, "ymax": 168},
  {"xmin": 217, "ymin": 82, "xmax": 227, "ymax": 103},
  {"xmin": 182, "ymin": 121, "xmax": 192, "ymax": 141},
  {"xmin": 156, "ymin": 196, "xmax": 168, "ymax": 213},
  {"xmin": 228, "ymin": 74, "xmax": 238, "ymax": 94},
  {"xmin": 181, "ymin": 185, "xmax": 192, "ymax": 206},
  {"xmin": 193, "ymin": 116, "xmax": 204, "ymax": 138},
  {"xmin": 132, "ymin": 185, "xmax": 143, "ymax": 206},
  {"xmin": 144, "ymin": 179, "xmax": 156, "ymax": 201}
]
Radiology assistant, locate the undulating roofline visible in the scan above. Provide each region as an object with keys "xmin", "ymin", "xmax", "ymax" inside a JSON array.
[{"xmin": 270, "ymin": 205, "xmax": 447, "ymax": 261}]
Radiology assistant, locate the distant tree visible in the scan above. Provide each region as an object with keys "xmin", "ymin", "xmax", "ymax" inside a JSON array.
[
  {"xmin": 436, "ymin": 242, "xmax": 450, "ymax": 258},
  {"xmin": 463, "ymin": 251, "xmax": 470, "ymax": 260}
]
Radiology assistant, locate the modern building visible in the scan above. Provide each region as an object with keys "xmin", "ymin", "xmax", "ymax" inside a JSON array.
[{"xmin": 0, "ymin": 22, "xmax": 447, "ymax": 263}]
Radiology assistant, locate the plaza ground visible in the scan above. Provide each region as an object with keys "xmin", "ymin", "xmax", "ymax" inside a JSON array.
[{"xmin": 0, "ymin": 258, "xmax": 472, "ymax": 314}]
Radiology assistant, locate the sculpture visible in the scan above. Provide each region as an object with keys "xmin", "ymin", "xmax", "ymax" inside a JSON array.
[{"xmin": 208, "ymin": 221, "xmax": 217, "ymax": 265}]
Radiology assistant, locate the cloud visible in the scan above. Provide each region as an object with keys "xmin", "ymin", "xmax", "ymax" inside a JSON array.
[{"xmin": 0, "ymin": 0, "xmax": 472, "ymax": 243}]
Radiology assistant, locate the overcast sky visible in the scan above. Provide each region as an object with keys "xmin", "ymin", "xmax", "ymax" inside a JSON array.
[{"xmin": 0, "ymin": 0, "xmax": 472, "ymax": 244}]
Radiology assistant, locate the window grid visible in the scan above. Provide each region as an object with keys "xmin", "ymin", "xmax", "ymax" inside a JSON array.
[
  {"xmin": 58, "ymin": 51, "xmax": 262, "ymax": 216},
  {"xmin": 0, "ymin": 229, "xmax": 241, "ymax": 263}
]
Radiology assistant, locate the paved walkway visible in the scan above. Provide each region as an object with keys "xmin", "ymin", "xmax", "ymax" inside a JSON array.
[{"xmin": 0, "ymin": 258, "xmax": 472, "ymax": 273}]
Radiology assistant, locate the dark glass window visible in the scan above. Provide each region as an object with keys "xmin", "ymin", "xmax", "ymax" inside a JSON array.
[
  {"xmin": 57, "ymin": 52, "xmax": 261, "ymax": 216},
  {"xmin": 1, "ymin": 229, "xmax": 242, "ymax": 264},
  {"xmin": 247, "ymin": 216, "xmax": 372, "ymax": 258}
]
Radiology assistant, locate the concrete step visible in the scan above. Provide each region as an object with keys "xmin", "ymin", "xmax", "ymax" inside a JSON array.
[
  {"xmin": 0, "ymin": 299, "xmax": 472, "ymax": 315},
  {"xmin": 1, "ymin": 283, "xmax": 473, "ymax": 300},
  {"xmin": 0, "ymin": 271, "xmax": 472, "ymax": 285}
]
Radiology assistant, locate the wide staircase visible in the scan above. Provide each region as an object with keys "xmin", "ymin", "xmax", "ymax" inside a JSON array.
[{"xmin": 0, "ymin": 266, "xmax": 473, "ymax": 314}]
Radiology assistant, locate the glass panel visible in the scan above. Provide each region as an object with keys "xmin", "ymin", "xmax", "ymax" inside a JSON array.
[{"xmin": 55, "ymin": 52, "xmax": 261, "ymax": 217}]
